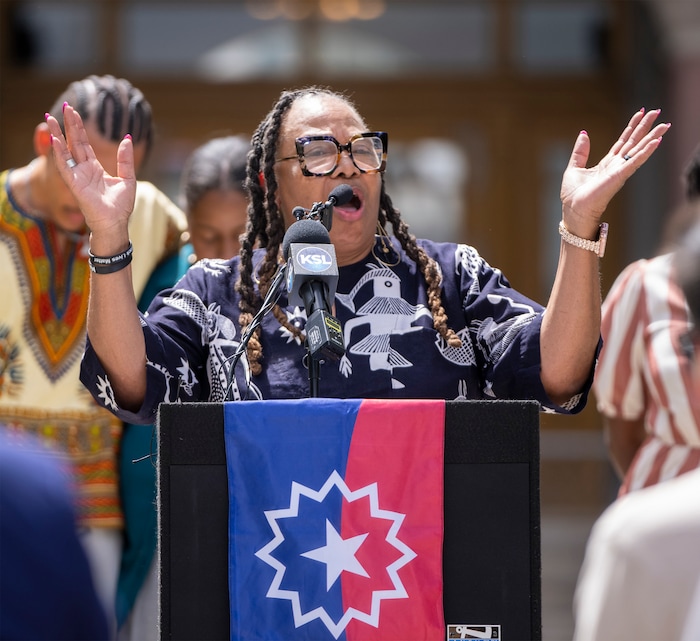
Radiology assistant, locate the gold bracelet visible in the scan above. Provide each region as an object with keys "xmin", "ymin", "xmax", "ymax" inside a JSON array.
[{"xmin": 558, "ymin": 221, "xmax": 608, "ymax": 258}]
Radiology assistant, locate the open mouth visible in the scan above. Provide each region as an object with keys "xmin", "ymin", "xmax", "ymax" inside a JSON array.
[
  {"xmin": 328, "ymin": 186, "xmax": 366, "ymax": 224},
  {"xmin": 348, "ymin": 193, "xmax": 362, "ymax": 210},
  {"xmin": 337, "ymin": 190, "xmax": 362, "ymax": 212}
]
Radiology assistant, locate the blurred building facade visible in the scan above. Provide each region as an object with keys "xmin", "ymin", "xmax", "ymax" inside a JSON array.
[{"xmin": 2, "ymin": 2, "xmax": 696, "ymax": 258}]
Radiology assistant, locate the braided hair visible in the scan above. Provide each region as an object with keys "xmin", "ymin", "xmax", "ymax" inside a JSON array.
[
  {"xmin": 236, "ymin": 86, "xmax": 462, "ymax": 374},
  {"xmin": 48, "ymin": 75, "xmax": 154, "ymax": 162}
]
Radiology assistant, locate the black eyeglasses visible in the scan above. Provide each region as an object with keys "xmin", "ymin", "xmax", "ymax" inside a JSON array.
[{"xmin": 276, "ymin": 132, "xmax": 388, "ymax": 177}]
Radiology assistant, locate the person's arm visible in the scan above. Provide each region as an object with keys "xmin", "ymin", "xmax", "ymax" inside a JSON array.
[
  {"xmin": 540, "ymin": 108, "xmax": 670, "ymax": 404},
  {"xmin": 46, "ymin": 105, "xmax": 147, "ymax": 411},
  {"xmin": 603, "ymin": 415, "xmax": 646, "ymax": 480}
]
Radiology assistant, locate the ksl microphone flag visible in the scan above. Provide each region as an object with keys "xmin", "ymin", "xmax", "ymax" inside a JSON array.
[{"xmin": 224, "ymin": 398, "xmax": 446, "ymax": 641}]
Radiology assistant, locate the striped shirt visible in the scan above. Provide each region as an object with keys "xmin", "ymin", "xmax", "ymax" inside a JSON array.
[{"xmin": 594, "ymin": 254, "xmax": 700, "ymax": 495}]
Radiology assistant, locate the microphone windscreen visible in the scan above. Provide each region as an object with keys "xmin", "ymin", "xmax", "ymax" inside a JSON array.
[
  {"xmin": 328, "ymin": 184, "xmax": 353, "ymax": 206},
  {"xmin": 282, "ymin": 219, "xmax": 331, "ymax": 260}
]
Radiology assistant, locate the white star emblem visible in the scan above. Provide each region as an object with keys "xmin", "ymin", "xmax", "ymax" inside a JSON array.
[
  {"xmin": 255, "ymin": 470, "xmax": 417, "ymax": 639},
  {"xmin": 301, "ymin": 520, "xmax": 369, "ymax": 590}
]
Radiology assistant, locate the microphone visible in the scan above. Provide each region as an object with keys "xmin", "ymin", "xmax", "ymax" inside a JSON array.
[
  {"xmin": 282, "ymin": 219, "xmax": 344, "ymax": 361},
  {"xmin": 292, "ymin": 184, "xmax": 354, "ymax": 231},
  {"xmin": 326, "ymin": 183, "xmax": 354, "ymax": 207}
]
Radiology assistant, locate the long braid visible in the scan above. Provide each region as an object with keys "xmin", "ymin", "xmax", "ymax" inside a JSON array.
[
  {"xmin": 380, "ymin": 180, "xmax": 462, "ymax": 348},
  {"xmin": 263, "ymin": 95, "xmax": 301, "ymax": 343},
  {"xmin": 237, "ymin": 127, "xmax": 269, "ymax": 373},
  {"xmin": 236, "ymin": 131, "xmax": 265, "ymax": 372},
  {"xmin": 259, "ymin": 91, "xmax": 317, "ymax": 348},
  {"xmin": 236, "ymin": 88, "xmax": 333, "ymax": 371}
]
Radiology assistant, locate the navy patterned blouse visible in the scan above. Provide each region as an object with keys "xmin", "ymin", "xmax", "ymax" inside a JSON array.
[{"xmin": 80, "ymin": 237, "xmax": 592, "ymax": 424}]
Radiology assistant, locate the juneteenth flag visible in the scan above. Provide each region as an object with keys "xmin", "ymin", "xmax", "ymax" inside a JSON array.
[{"xmin": 223, "ymin": 398, "xmax": 446, "ymax": 641}]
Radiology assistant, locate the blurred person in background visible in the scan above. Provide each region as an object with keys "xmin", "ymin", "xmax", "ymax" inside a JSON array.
[
  {"xmin": 134, "ymin": 133, "xmax": 252, "ymax": 305},
  {"xmin": 574, "ymin": 214, "xmax": 700, "ymax": 641},
  {"xmin": 0, "ymin": 425, "xmax": 110, "ymax": 641},
  {"xmin": 676, "ymin": 210, "xmax": 700, "ymax": 641},
  {"xmin": 0, "ymin": 75, "xmax": 186, "ymax": 636},
  {"xmin": 0, "ymin": 429, "xmax": 110, "ymax": 641},
  {"xmin": 117, "ymin": 133, "xmax": 251, "ymax": 640},
  {"xmin": 180, "ymin": 134, "xmax": 252, "ymax": 263},
  {"xmin": 593, "ymin": 143, "xmax": 700, "ymax": 495}
]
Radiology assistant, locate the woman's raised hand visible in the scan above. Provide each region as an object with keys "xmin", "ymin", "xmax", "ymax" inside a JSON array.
[
  {"xmin": 45, "ymin": 103, "xmax": 136, "ymax": 237},
  {"xmin": 560, "ymin": 108, "xmax": 671, "ymax": 236}
]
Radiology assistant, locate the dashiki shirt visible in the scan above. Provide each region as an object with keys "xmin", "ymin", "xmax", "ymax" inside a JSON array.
[
  {"xmin": 0, "ymin": 170, "xmax": 186, "ymax": 528},
  {"xmin": 81, "ymin": 236, "xmax": 593, "ymax": 425}
]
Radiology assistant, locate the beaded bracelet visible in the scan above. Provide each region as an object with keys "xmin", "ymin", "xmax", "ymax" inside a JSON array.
[
  {"xmin": 88, "ymin": 241, "xmax": 134, "ymax": 274},
  {"xmin": 558, "ymin": 221, "xmax": 608, "ymax": 258}
]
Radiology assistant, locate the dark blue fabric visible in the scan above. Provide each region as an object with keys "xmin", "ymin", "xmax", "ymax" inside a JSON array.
[
  {"xmin": 0, "ymin": 431, "xmax": 109, "ymax": 641},
  {"xmin": 81, "ymin": 238, "xmax": 595, "ymax": 423}
]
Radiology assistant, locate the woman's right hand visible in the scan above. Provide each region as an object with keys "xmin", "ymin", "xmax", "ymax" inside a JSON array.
[{"xmin": 45, "ymin": 104, "xmax": 136, "ymax": 243}]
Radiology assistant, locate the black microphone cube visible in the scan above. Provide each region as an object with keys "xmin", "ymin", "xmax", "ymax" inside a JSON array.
[
  {"xmin": 286, "ymin": 243, "xmax": 339, "ymax": 308},
  {"xmin": 305, "ymin": 309, "xmax": 345, "ymax": 361}
]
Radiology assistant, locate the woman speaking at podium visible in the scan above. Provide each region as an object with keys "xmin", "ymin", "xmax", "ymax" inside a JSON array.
[{"xmin": 45, "ymin": 88, "xmax": 668, "ymax": 421}]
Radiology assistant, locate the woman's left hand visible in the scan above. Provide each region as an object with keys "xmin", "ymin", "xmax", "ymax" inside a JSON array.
[{"xmin": 560, "ymin": 108, "xmax": 671, "ymax": 237}]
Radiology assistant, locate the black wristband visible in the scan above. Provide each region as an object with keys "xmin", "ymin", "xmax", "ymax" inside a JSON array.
[{"xmin": 88, "ymin": 241, "xmax": 134, "ymax": 274}]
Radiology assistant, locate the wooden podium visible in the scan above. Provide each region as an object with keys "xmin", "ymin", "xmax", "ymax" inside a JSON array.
[{"xmin": 158, "ymin": 400, "xmax": 541, "ymax": 640}]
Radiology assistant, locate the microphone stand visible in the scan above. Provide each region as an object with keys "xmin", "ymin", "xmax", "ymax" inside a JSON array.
[
  {"xmin": 292, "ymin": 199, "xmax": 333, "ymax": 231},
  {"xmin": 300, "ymin": 280, "xmax": 344, "ymax": 398},
  {"xmin": 300, "ymin": 281, "xmax": 340, "ymax": 398},
  {"xmin": 307, "ymin": 353, "xmax": 321, "ymax": 398},
  {"xmin": 283, "ymin": 197, "xmax": 350, "ymax": 397}
]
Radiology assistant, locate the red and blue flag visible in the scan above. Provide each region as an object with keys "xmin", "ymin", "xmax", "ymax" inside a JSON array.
[{"xmin": 224, "ymin": 398, "xmax": 446, "ymax": 640}]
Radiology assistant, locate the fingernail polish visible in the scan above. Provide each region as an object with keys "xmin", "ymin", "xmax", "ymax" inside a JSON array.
[
  {"xmin": 640, "ymin": 107, "xmax": 645, "ymax": 114},
  {"xmin": 62, "ymin": 102, "xmax": 68, "ymax": 112},
  {"xmin": 124, "ymin": 133, "xmax": 132, "ymax": 140},
  {"xmin": 44, "ymin": 112, "xmax": 50, "ymax": 121},
  {"xmin": 580, "ymin": 130, "xmax": 587, "ymax": 135}
]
